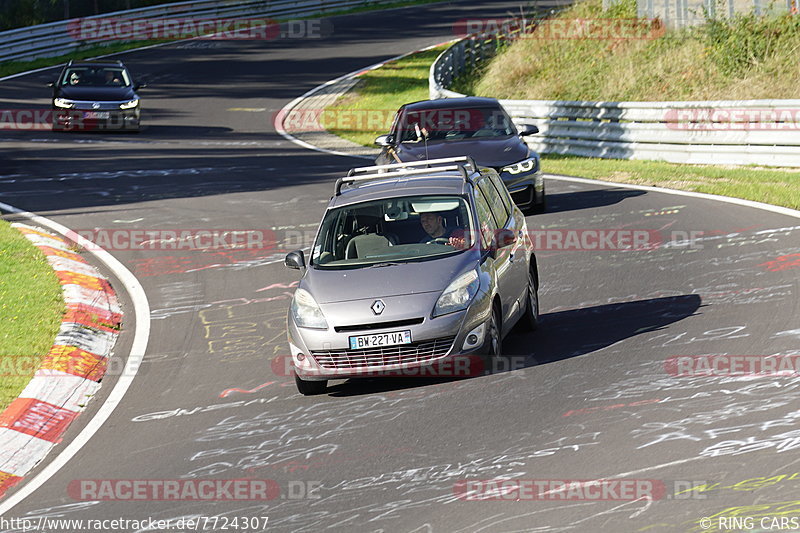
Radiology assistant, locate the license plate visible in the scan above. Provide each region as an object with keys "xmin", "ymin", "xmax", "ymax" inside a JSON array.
[
  {"xmin": 83, "ymin": 111, "xmax": 110, "ymax": 119},
  {"xmin": 349, "ymin": 330, "xmax": 412, "ymax": 350}
]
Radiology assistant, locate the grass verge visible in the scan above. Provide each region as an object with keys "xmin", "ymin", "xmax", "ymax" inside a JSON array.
[
  {"xmin": 0, "ymin": 221, "xmax": 64, "ymax": 410},
  {"xmin": 458, "ymin": 0, "xmax": 800, "ymax": 101},
  {"xmin": 0, "ymin": 0, "xmax": 448, "ymax": 80},
  {"xmin": 543, "ymin": 155, "xmax": 800, "ymax": 210},
  {"xmin": 324, "ymin": 45, "xmax": 448, "ymax": 146},
  {"xmin": 324, "ymin": 46, "xmax": 800, "ymax": 210}
]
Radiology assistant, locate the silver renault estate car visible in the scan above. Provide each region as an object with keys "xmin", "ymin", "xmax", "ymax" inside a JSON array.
[{"xmin": 284, "ymin": 156, "xmax": 540, "ymax": 395}]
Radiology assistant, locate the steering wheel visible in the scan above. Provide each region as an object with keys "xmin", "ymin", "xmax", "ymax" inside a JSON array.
[{"xmin": 426, "ymin": 237, "xmax": 451, "ymax": 245}]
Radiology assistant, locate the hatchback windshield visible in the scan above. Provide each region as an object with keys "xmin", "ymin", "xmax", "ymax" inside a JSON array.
[
  {"xmin": 397, "ymin": 106, "xmax": 515, "ymax": 142},
  {"xmin": 312, "ymin": 195, "xmax": 474, "ymax": 268}
]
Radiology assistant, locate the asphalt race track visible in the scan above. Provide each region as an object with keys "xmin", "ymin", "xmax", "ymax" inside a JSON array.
[{"xmin": 1, "ymin": 1, "xmax": 799, "ymax": 531}]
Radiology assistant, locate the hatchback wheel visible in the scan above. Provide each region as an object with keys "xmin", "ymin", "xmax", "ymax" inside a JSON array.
[
  {"xmin": 295, "ymin": 374, "xmax": 327, "ymax": 396},
  {"xmin": 486, "ymin": 305, "xmax": 502, "ymax": 357},
  {"xmin": 522, "ymin": 268, "xmax": 540, "ymax": 331}
]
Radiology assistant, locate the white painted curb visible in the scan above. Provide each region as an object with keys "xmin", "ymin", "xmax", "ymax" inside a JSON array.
[{"xmin": 0, "ymin": 202, "xmax": 150, "ymax": 513}]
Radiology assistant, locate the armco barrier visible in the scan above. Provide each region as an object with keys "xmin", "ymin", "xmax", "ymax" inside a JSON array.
[
  {"xmin": 0, "ymin": 0, "xmax": 403, "ymax": 63},
  {"xmin": 430, "ymin": 36, "xmax": 800, "ymax": 168}
]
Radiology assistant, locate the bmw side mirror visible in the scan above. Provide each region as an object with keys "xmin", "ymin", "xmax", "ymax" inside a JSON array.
[
  {"xmin": 519, "ymin": 125, "xmax": 539, "ymax": 136},
  {"xmin": 285, "ymin": 250, "xmax": 306, "ymax": 270},
  {"xmin": 134, "ymin": 82, "xmax": 147, "ymax": 90},
  {"xmin": 374, "ymin": 134, "xmax": 394, "ymax": 147}
]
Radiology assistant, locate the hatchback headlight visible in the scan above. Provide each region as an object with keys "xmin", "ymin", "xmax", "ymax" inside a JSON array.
[
  {"xmin": 54, "ymin": 98, "xmax": 74, "ymax": 109},
  {"xmin": 119, "ymin": 99, "xmax": 139, "ymax": 109},
  {"xmin": 502, "ymin": 157, "xmax": 538, "ymax": 175},
  {"xmin": 290, "ymin": 288, "xmax": 328, "ymax": 329},
  {"xmin": 433, "ymin": 270, "xmax": 480, "ymax": 317}
]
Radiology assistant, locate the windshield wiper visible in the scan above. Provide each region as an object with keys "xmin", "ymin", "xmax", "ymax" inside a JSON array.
[{"xmin": 369, "ymin": 261, "xmax": 402, "ymax": 268}]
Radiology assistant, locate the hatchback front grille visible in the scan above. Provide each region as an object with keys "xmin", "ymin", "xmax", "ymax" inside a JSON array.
[
  {"xmin": 334, "ymin": 318, "xmax": 424, "ymax": 333},
  {"xmin": 311, "ymin": 336, "xmax": 456, "ymax": 369}
]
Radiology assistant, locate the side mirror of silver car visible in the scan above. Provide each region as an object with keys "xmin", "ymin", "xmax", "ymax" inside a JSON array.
[{"xmin": 285, "ymin": 250, "xmax": 306, "ymax": 270}]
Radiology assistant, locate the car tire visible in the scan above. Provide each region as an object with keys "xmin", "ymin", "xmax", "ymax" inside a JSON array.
[
  {"xmin": 486, "ymin": 304, "xmax": 502, "ymax": 358},
  {"xmin": 530, "ymin": 183, "xmax": 546, "ymax": 214},
  {"xmin": 533, "ymin": 195, "xmax": 546, "ymax": 214},
  {"xmin": 521, "ymin": 267, "xmax": 540, "ymax": 331},
  {"xmin": 295, "ymin": 374, "xmax": 327, "ymax": 396}
]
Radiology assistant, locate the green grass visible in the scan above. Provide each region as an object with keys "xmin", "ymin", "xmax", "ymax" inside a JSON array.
[
  {"xmin": 543, "ymin": 155, "xmax": 800, "ymax": 210},
  {"xmin": 0, "ymin": 0, "xmax": 448, "ymax": 80},
  {"xmin": 458, "ymin": 0, "xmax": 800, "ymax": 101},
  {"xmin": 324, "ymin": 45, "xmax": 448, "ymax": 146},
  {"xmin": 324, "ymin": 41, "xmax": 800, "ymax": 211},
  {"xmin": 0, "ymin": 222, "xmax": 64, "ymax": 410}
]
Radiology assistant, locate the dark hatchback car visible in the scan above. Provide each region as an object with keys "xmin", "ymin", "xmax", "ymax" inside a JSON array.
[
  {"xmin": 50, "ymin": 60, "xmax": 143, "ymax": 131},
  {"xmin": 375, "ymin": 97, "xmax": 545, "ymax": 214}
]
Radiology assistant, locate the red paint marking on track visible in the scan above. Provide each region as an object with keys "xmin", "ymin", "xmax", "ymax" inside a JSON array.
[
  {"xmin": 219, "ymin": 381, "xmax": 276, "ymax": 398},
  {"xmin": 255, "ymin": 281, "xmax": 298, "ymax": 292}
]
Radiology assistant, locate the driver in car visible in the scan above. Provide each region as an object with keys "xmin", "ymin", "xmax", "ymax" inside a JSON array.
[{"xmin": 419, "ymin": 212, "xmax": 467, "ymax": 249}]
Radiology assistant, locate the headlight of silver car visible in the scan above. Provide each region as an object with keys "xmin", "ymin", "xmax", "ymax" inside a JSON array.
[
  {"xmin": 433, "ymin": 270, "xmax": 480, "ymax": 317},
  {"xmin": 119, "ymin": 99, "xmax": 139, "ymax": 109},
  {"xmin": 291, "ymin": 288, "xmax": 328, "ymax": 329},
  {"xmin": 53, "ymin": 98, "xmax": 74, "ymax": 109},
  {"xmin": 501, "ymin": 157, "xmax": 538, "ymax": 175}
]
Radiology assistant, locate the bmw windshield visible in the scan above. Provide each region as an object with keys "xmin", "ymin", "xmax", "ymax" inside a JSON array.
[
  {"xmin": 311, "ymin": 195, "xmax": 475, "ymax": 269},
  {"xmin": 397, "ymin": 106, "xmax": 515, "ymax": 142}
]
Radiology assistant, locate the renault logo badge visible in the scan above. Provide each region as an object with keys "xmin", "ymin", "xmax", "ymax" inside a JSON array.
[{"xmin": 371, "ymin": 300, "xmax": 385, "ymax": 315}]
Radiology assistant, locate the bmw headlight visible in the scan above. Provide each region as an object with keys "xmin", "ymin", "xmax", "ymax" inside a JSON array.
[
  {"xmin": 433, "ymin": 270, "xmax": 480, "ymax": 317},
  {"xmin": 119, "ymin": 99, "xmax": 139, "ymax": 109},
  {"xmin": 53, "ymin": 98, "xmax": 74, "ymax": 109},
  {"xmin": 502, "ymin": 157, "xmax": 538, "ymax": 175},
  {"xmin": 290, "ymin": 288, "xmax": 328, "ymax": 329}
]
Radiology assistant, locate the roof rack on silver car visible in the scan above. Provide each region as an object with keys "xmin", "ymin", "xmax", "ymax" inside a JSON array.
[
  {"xmin": 348, "ymin": 156, "xmax": 478, "ymax": 176},
  {"xmin": 335, "ymin": 156, "xmax": 479, "ymax": 196}
]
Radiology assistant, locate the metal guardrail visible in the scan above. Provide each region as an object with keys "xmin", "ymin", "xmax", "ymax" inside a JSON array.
[
  {"xmin": 430, "ymin": 36, "xmax": 800, "ymax": 167},
  {"xmin": 0, "ymin": 0, "xmax": 400, "ymax": 63},
  {"xmin": 634, "ymin": 0, "xmax": 798, "ymax": 29}
]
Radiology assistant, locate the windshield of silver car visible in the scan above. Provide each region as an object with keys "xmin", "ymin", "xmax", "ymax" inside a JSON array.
[{"xmin": 311, "ymin": 195, "xmax": 475, "ymax": 268}]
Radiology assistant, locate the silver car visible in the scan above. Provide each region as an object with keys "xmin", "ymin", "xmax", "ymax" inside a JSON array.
[{"xmin": 285, "ymin": 156, "xmax": 540, "ymax": 395}]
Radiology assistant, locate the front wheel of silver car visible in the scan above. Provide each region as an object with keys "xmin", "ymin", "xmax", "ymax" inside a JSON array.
[
  {"xmin": 295, "ymin": 374, "xmax": 327, "ymax": 396},
  {"xmin": 486, "ymin": 305, "xmax": 502, "ymax": 357},
  {"xmin": 522, "ymin": 268, "xmax": 540, "ymax": 331}
]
